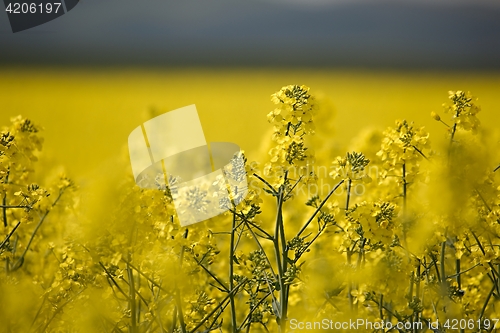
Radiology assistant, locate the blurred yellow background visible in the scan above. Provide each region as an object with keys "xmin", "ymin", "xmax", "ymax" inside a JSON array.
[{"xmin": 1, "ymin": 68, "xmax": 499, "ymax": 180}]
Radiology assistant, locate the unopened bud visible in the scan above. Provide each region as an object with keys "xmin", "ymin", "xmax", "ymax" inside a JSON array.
[{"xmin": 431, "ymin": 111, "xmax": 441, "ymax": 121}]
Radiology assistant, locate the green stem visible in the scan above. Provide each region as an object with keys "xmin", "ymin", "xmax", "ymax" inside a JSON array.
[
  {"xmin": 242, "ymin": 220, "xmax": 277, "ymax": 280},
  {"xmin": 193, "ymin": 256, "xmax": 229, "ymax": 292},
  {"xmin": 412, "ymin": 145, "xmax": 429, "ymax": 160},
  {"xmin": 252, "ymin": 173, "xmax": 278, "ymax": 196},
  {"xmin": 2, "ymin": 168, "xmax": 9, "ymax": 228},
  {"xmin": 99, "ymin": 262, "xmax": 128, "ymax": 299},
  {"xmin": 379, "ymin": 294, "xmax": 384, "ymax": 322},
  {"xmin": 278, "ymin": 188, "xmax": 289, "ymax": 330},
  {"xmin": 229, "ymin": 211, "xmax": 238, "ymax": 333},
  {"xmin": 2, "ymin": 192, "xmax": 7, "ymax": 228},
  {"xmin": 238, "ymin": 291, "xmax": 273, "ymax": 331},
  {"xmin": 175, "ymin": 246, "xmax": 187, "ymax": 333},
  {"xmin": 347, "ymin": 251, "xmax": 353, "ymax": 312},
  {"xmin": 296, "ymin": 180, "xmax": 344, "ymax": 238},
  {"xmin": 345, "ymin": 178, "xmax": 352, "ymax": 213},
  {"xmin": 0, "ymin": 221, "xmax": 20, "ymax": 251},
  {"xmin": 127, "ymin": 259, "xmax": 137, "ymax": 333},
  {"xmin": 13, "ymin": 188, "xmax": 65, "ymax": 270},
  {"xmin": 479, "ymin": 283, "xmax": 496, "ymax": 320},
  {"xmin": 122, "ymin": 259, "xmax": 172, "ymax": 295},
  {"xmin": 413, "ymin": 263, "xmax": 421, "ymax": 333},
  {"xmin": 440, "ymin": 240, "xmax": 447, "ymax": 294},
  {"xmin": 188, "ymin": 278, "xmax": 247, "ymax": 333},
  {"xmin": 292, "ymin": 223, "xmax": 327, "ymax": 264},
  {"xmin": 402, "ymin": 162, "xmax": 407, "ymax": 212},
  {"xmin": 174, "ymin": 288, "xmax": 187, "ymax": 333},
  {"xmin": 345, "ymin": 178, "xmax": 354, "ymax": 312},
  {"xmin": 274, "ymin": 186, "xmax": 286, "ymax": 332},
  {"xmin": 446, "ymin": 263, "xmax": 480, "ymax": 278},
  {"xmin": 448, "ymin": 109, "xmax": 460, "ymax": 160}
]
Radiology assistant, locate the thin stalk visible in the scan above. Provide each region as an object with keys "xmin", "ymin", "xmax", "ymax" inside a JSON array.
[
  {"xmin": 448, "ymin": 109, "xmax": 460, "ymax": 160},
  {"xmin": 440, "ymin": 240, "xmax": 447, "ymax": 294},
  {"xmin": 99, "ymin": 262, "xmax": 128, "ymax": 299},
  {"xmin": 175, "ymin": 246, "xmax": 187, "ymax": 333},
  {"xmin": 446, "ymin": 263, "xmax": 480, "ymax": 278},
  {"xmin": 498, "ymin": 263, "xmax": 500, "ymax": 298},
  {"xmin": 2, "ymin": 169, "xmax": 9, "ymax": 227},
  {"xmin": 273, "ymin": 186, "xmax": 286, "ymax": 332},
  {"xmin": 379, "ymin": 294, "xmax": 384, "ymax": 322},
  {"xmin": 347, "ymin": 251, "xmax": 353, "ymax": 311},
  {"xmin": 236, "ymin": 213, "xmax": 273, "ymax": 239},
  {"xmin": 425, "ymin": 273, "xmax": 440, "ymax": 323},
  {"xmin": 136, "ymin": 265, "xmax": 141, "ymax": 327},
  {"xmin": 238, "ymin": 292, "xmax": 273, "ymax": 331},
  {"xmin": 174, "ymin": 288, "xmax": 187, "ymax": 333},
  {"xmin": 284, "ymin": 175, "xmax": 303, "ymax": 199},
  {"xmin": 479, "ymin": 283, "xmax": 496, "ymax": 319},
  {"xmin": 471, "ymin": 230, "xmax": 486, "ymax": 255},
  {"xmin": 122, "ymin": 260, "xmax": 171, "ymax": 295},
  {"xmin": 402, "ymin": 163, "xmax": 407, "ymax": 211},
  {"xmin": 149, "ymin": 282, "xmax": 165, "ymax": 333},
  {"xmin": 413, "ymin": 264, "xmax": 421, "ymax": 333},
  {"xmin": 292, "ymin": 223, "xmax": 327, "ymax": 264},
  {"xmin": 188, "ymin": 278, "xmax": 247, "ymax": 333},
  {"xmin": 296, "ymin": 179, "xmax": 344, "ymax": 238},
  {"xmin": 429, "ymin": 254, "xmax": 440, "ymax": 282},
  {"xmin": 345, "ymin": 178, "xmax": 354, "ymax": 312},
  {"xmin": 206, "ymin": 298, "xmax": 231, "ymax": 332},
  {"xmin": 2, "ymin": 192, "xmax": 7, "ymax": 227},
  {"xmin": 127, "ymin": 260, "xmax": 137, "ymax": 333},
  {"xmin": 277, "ymin": 186, "xmax": 289, "ymax": 330},
  {"xmin": 0, "ymin": 221, "xmax": 20, "ymax": 251},
  {"xmin": 450, "ymin": 121, "xmax": 458, "ymax": 143},
  {"xmin": 412, "ymin": 145, "xmax": 429, "ymax": 160},
  {"xmin": 38, "ymin": 287, "xmax": 86, "ymax": 333},
  {"xmin": 193, "ymin": 256, "xmax": 229, "ymax": 292},
  {"xmin": 30, "ymin": 296, "xmax": 46, "ymax": 331},
  {"xmin": 229, "ymin": 211, "xmax": 238, "ymax": 333},
  {"xmin": 13, "ymin": 189, "xmax": 66, "ymax": 270},
  {"xmin": 345, "ymin": 178, "xmax": 352, "ymax": 213},
  {"xmin": 356, "ymin": 238, "xmax": 366, "ymax": 268},
  {"xmin": 252, "ymin": 173, "xmax": 277, "ymax": 196},
  {"xmin": 415, "ymin": 262, "xmax": 421, "ymax": 300},
  {"xmin": 370, "ymin": 297, "xmax": 404, "ymax": 322},
  {"xmin": 242, "ymin": 220, "xmax": 277, "ymax": 280},
  {"xmin": 115, "ymin": 269, "xmax": 150, "ymax": 307},
  {"xmin": 470, "ymin": 231, "xmax": 500, "ymax": 294},
  {"xmin": 0, "ymin": 205, "xmax": 32, "ymax": 209},
  {"xmin": 171, "ymin": 304, "xmax": 178, "ymax": 333}
]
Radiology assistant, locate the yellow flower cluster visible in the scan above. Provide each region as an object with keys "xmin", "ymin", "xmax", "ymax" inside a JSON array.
[
  {"xmin": 2, "ymin": 87, "xmax": 500, "ymax": 333},
  {"xmin": 266, "ymin": 85, "xmax": 317, "ymax": 186},
  {"xmin": 444, "ymin": 90, "xmax": 481, "ymax": 133}
]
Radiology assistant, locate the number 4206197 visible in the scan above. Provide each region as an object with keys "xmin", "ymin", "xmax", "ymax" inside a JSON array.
[
  {"xmin": 443, "ymin": 318, "xmax": 499, "ymax": 330},
  {"xmin": 5, "ymin": 3, "xmax": 62, "ymax": 14}
]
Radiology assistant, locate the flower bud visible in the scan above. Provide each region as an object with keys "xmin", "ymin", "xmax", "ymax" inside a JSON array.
[{"xmin": 431, "ymin": 111, "xmax": 441, "ymax": 121}]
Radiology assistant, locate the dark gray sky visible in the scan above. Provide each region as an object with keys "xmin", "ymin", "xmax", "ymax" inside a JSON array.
[{"xmin": 1, "ymin": 0, "xmax": 499, "ymax": 68}]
